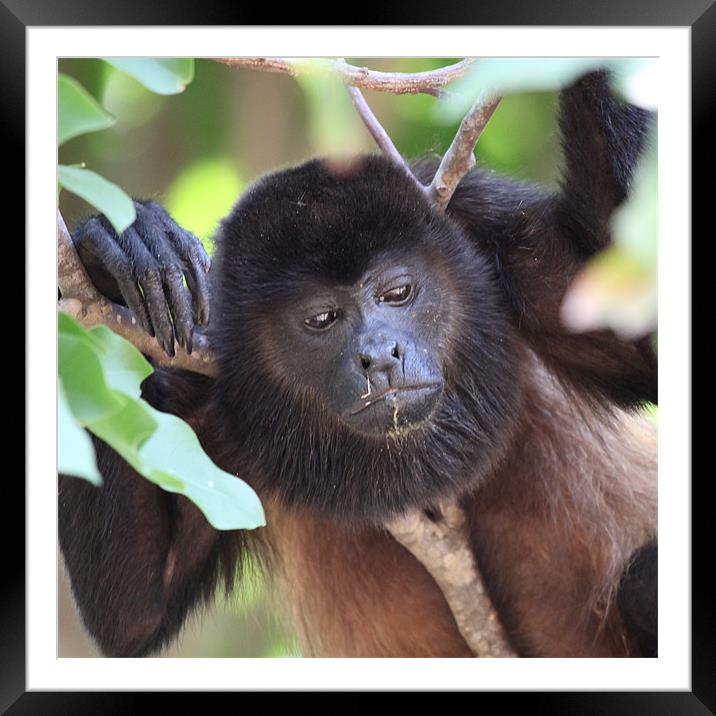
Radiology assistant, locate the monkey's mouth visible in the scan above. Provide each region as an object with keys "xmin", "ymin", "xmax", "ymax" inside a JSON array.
[{"xmin": 347, "ymin": 383, "xmax": 442, "ymax": 416}]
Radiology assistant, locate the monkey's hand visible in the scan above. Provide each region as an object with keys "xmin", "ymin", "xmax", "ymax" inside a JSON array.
[{"xmin": 70, "ymin": 201, "xmax": 211, "ymax": 356}]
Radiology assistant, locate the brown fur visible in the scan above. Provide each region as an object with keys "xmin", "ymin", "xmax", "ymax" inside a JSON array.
[{"xmin": 262, "ymin": 353, "xmax": 656, "ymax": 657}]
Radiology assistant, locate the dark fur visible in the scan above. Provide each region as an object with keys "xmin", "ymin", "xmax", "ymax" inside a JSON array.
[
  {"xmin": 618, "ymin": 544, "xmax": 658, "ymax": 657},
  {"xmin": 59, "ymin": 71, "xmax": 657, "ymax": 657}
]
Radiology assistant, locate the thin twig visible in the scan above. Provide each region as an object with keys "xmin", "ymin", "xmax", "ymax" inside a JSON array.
[
  {"xmin": 215, "ymin": 57, "xmax": 476, "ymax": 97},
  {"xmin": 344, "ymin": 84, "xmax": 430, "ymax": 197},
  {"xmin": 345, "ymin": 85, "xmax": 404, "ymax": 165},
  {"xmin": 427, "ymin": 94, "xmax": 501, "ymax": 212},
  {"xmin": 57, "ymin": 210, "xmax": 217, "ymax": 377},
  {"xmin": 386, "ymin": 499, "xmax": 517, "ymax": 657}
]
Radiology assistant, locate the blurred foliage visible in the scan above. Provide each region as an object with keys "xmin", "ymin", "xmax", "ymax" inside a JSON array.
[
  {"xmin": 58, "ymin": 59, "xmax": 196, "ymax": 233},
  {"xmin": 58, "ymin": 56, "xmax": 658, "ymax": 659},
  {"xmin": 295, "ymin": 60, "xmax": 366, "ymax": 157},
  {"xmin": 103, "ymin": 58, "xmax": 195, "ymax": 95},
  {"xmin": 439, "ymin": 57, "xmax": 657, "ymax": 118},
  {"xmin": 164, "ymin": 156, "xmax": 245, "ymax": 253},
  {"xmin": 434, "ymin": 57, "xmax": 658, "ymax": 341}
]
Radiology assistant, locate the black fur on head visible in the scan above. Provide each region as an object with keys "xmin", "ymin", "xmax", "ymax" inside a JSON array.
[{"xmin": 209, "ymin": 155, "xmax": 519, "ymax": 524}]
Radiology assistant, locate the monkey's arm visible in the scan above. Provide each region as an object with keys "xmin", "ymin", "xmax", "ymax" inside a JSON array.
[
  {"xmin": 444, "ymin": 71, "xmax": 657, "ymax": 408},
  {"xmin": 59, "ymin": 371, "xmax": 239, "ymax": 657},
  {"xmin": 60, "ymin": 205, "xmax": 238, "ymax": 656}
]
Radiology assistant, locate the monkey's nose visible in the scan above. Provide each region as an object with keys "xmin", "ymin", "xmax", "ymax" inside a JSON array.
[{"xmin": 358, "ymin": 339, "xmax": 402, "ymax": 375}]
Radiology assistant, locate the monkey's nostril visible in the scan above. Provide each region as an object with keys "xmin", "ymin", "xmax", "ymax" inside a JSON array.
[
  {"xmin": 360, "ymin": 356, "xmax": 371, "ymax": 371},
  {"xmin": 391, "ymin": 344, "xmax": 400, "ymax": 360}
]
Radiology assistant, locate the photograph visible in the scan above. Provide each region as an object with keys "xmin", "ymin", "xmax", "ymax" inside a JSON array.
[
  {"xmin": 8, "ymin": 12, "xmax": 702, "ymax": 708},
  {"xmin": 56, "ymin": 55, "xmax": 659, "ymax": 660}
]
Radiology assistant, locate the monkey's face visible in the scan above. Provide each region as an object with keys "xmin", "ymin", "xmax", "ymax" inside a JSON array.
[
  {"xmin": 212, "ymin": 156, "xmax": 519, "ymax": 521},
  {"xmin": 266, "ymin": 251, "xmax": 446, "ymax": 437}
]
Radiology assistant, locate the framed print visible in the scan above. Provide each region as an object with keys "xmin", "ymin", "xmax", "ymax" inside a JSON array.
[{"xmin": 8, "ymin": 0, "xmax": 707, "ymax": 710}]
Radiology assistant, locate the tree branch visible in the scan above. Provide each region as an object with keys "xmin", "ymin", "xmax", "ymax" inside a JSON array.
[
  {"xmin": 57, "ymin": 210, "xmax": 217, "ymax": 377},
  {"xmin": 219, "ymin": 56, "xmax": 501, "ymax": 215},
  {"xmin": 386, "ymin": 499, "xmax": 516, "ymax": 657},
  {"xmin": 347, "ymin": 86, "xmax": 502, "ymax": 215},
  {"xmin": 426, "ymin": 94, "xmax": 501, "ymax": 211},
  {"xmin": 215, "ymin": 57, "xmax": 476, "ymax": 97}
]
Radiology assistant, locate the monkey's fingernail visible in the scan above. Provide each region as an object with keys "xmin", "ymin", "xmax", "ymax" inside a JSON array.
[
  {"xmin": 185, "ymin": 334, "xmax": 193, "ymax": 355},
  {"xmin": 163, "ymin": 338, "xmax": 175, "ymax": 358}
]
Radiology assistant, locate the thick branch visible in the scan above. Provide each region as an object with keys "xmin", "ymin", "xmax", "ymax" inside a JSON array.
[
  {"xmin": 57, "ymin": 210, "xmax": 217, "ymax": 377},
  {"xmin": 215, "ymin": 57, "xmax": 476, "ymax": 97},
  {"xmin": 427, "ymin": 94, "xmax": 501, "ymax": 212},
  {"xmin": 57, "ymin": 208, "xmax": 102, "ymax": 303},
  {"xmin": 386, "ymin": 499, "xmax": 517, "ymax": 657}
]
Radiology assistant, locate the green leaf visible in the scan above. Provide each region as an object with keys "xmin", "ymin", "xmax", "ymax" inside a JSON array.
[
  {"xmin": 90, "ymin": 397, "xmax": 159, "ymax": 470},
  {"xmin": 88, "ymin": 324, "xmax": 154, "ymax": 398},
  {"xmin": 104, "ymin": 58, "xmax": 195, "ymax": 95},
  {"xmin": 58, "ymin": 73, "xmax": 116, "ymax": 146},
  {"xmin": 58, "ymin": 379, "xmax": 102, "ymax": 485},
  {"xmin": 59, "ymin": 313, "xmax": 158, "ymax": 478},
  {"xmin": 138, "ymin": 405, "xmax": 266, "ymax": 531},
  {"xmin": 58, "ymin": 310, "xmax": 105, "ymax": 352},
  {"xmin": 59, "ymin": 331, "xmax": 126, "ymax": 424},
  {"xmin": 58, "ymin": 165, "xmax": 136, "ymax": 235},
  {"xmin": 57, "ymin": 313, "xmax": 262, "ymax": 531}
]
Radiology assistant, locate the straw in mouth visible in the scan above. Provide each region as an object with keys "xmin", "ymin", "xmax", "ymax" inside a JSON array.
[{"xmin": 348, "ymin": 383, "xmax": 441, "ymax": 416}]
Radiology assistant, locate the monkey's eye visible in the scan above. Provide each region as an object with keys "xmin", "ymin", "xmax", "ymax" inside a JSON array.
[
  {"xmin": 304, "ymin": 309, "xmax": 338, "ymax": 331},
  {"xmin": 378, "ymin": 284, "xmax": 412, "ymax": 305}
]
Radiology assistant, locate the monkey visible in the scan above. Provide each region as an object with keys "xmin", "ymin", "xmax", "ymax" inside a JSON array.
[{"xmin": 58, "ymin": 70, "xmax": 657, "ymax": 658}]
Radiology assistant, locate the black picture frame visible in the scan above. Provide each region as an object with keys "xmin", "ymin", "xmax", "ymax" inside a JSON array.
[{"xmin": 8, "ymin": 1, "xmax": 706, "ymax": 711}]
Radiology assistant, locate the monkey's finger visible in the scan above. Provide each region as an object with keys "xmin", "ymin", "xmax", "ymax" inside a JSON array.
[
  {"xmin": 74, "ymin": 217, "xmax": 153, "ymax": 336},
  {"xmin": 134, "ymin": 204, "xmax": 196, "ymax": 353},
  {"xmin": 164, "ymin": 217, "xmax": 211, "ymax": 273},
  {"xmin": 183, "ymin": 251, "xmax": 211, "ymax": 326},
  {"xmin": 158, "ymin": 216, "xmax": 211, "ymax": 325},
  {"xmin": 163, "ymin": 266, "xmax": 195, "ymax": 354},
  {"xmin": 121, "ymin": 226, "xmax": 176, "ymax": 357}
]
